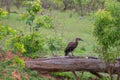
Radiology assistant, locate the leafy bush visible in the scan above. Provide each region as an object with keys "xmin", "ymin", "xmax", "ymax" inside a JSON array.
[
  {"xmin": 47, "ymin": 37, "xmax": 65, "ymax": 51},
  {"xmin": 7, "ymin": 32, "xmax": 48, "ymax": 55},
  {"xmin": 13, "ymin": 56, "xmax": 25, "ymax": 69},
  {"xmin": 94, "ymin": 1, "xmax": 120, "ymax": 61},
  {"xmin": 94, "ymin": 10, "xmax": 114, "ymax": 47},
  {"xmin": 0, "ymin": 8, "xmax": 8, "ymax": 18},
  {"xmin": 0, "ymin": 25, "xmax": 16, "ymax": 52},
  {"xmin": 22, "ymin": 0, "xmax": 42, "ymax": 32},
  {"xmin": 0, "ymin": 25, "xmax": 16, "ymax": 40},
  {"xmin": 22, "ymin": 0, "xmax": 54, "ymax": 32},
  {"xmin": 25, "ymin": 0, "xmax": 42, "ymax": 14},
  {"xmin": 22, "ymin": 32, "xmax": 47, "ymax": 54},
  {"xmin": 35, "ymin": 15, "xmax": 54, "ymax": 29},
  {"xmin": 105, "ymin": 0, "xmax": 120, "ymax": 27}
]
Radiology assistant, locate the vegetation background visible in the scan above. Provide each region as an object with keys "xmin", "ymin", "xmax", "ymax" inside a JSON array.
[{"xmin": 0, "ymin": 0, "xmax": 120, "ymax": 80}]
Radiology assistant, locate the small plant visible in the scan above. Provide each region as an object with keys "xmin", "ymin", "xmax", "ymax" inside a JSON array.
[
  {"xmin": 22, "ymin": 32, "xmax": 47, "ymax": 54},
  {"xmin": 35, "ymin": 15, "xmax": 54, "ymax": 30},
  {"xmin": 23, "ymin": 0, "xmax": 42, "ymax": 32},
  {"xmin": 21, "ymin": 0, "xmax": 54, "ymax": 32},
  {"xmin": 47, "ymin": 36, "xmax": 65, "ymax": 55},
  {"xmin": 18, "ymin": 0, "xmax": 55, "ymax": 57},
  {"xmin": 13, "ymin": 56, "xmax": 25, "ymax": 69},
  {"xmin": 13, "ymin": 42, "xmax": 26, "ymax": 53},
  {"xmin": 0, "ymin": 25, "xmax": 16, "ymax": 40},
  {"xmin": 0, "ymin": 8, "xmax": 8, "ymax": 18},
  {"xmin": 6, "ymin": 32, "xmax": 48, "ymax": 56}
]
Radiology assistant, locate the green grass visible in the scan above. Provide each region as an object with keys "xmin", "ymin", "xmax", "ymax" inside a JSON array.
[
  {"xmin": 1, "ymin": 9, "xmax": 97, "ymax": 57},
  {"xmin": 0, "ymin": 60, "xmax": 48, "ymax": 80},
  {"xmin": 51, "ymin": 72, "xmax": 97, "ymax": 80}
]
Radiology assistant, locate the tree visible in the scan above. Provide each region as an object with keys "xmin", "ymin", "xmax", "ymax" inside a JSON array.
[
  {"xmin": 6, "ymin": 0, "xmax": 11, "ymax": 13},
  {"xmin": 94, "ymin": 0, "xmax": 120, "ymax": 61},
  {"xmin": 94, "ymin": 1, "xmax": 120, "ymax": 79},
  {"xmin": 74, "ymin": 0, "xmax": 84, "ymax": 16},
  {"xmin": 14, "ymin": 0, "xmax": 24, "ymax": 9},
  {"xmin": 0, "ymin": 0, "xmax": 5, "ymax": 7},
  {"xmin": 5, "ymin": 0, "xmax": 54, "ymax": 56}
]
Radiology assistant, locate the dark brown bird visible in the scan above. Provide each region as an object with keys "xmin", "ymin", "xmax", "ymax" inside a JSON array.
[{"xmin": 64, "ymin": 38, "xmax": 83, "ymax": 56}]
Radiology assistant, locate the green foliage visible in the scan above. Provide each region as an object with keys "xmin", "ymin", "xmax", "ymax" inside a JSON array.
[
  {"xmin": 51, "ymin": 72, "xmax": 97, "ymax": 80},
  {"xmin": 0, "ymin": 25, "xmax": 16, "ymax": 52},
  {"xmin": 5, "ymin": 32, "xmax": 25, "ymax": 53},
  {"xmin": 17, "ymin": 0, "xmax": 54, "ymax": 57},
  {"xmin": 0, "ymin": 8, "xmax": 8, "ymax": 18},
  {"xmin": 51, "ymin": 72, "xmax": 75, "ymax": 80},
  {"xmin": 0, "ymin": 61, "xmax": 47, "ymax": 80},
  {"xmin": 0, "ymin": 60, "xmax": 13, "ymax": 79},
  {"xmin": 22, "ymin": 32, "xmax": 47, "ymax": 54},
  {"xmin": 94, "ymin": 10, "xmax": 114, "ymax": 47},
  {"xmin": 0, "ymin": 25, "xmax": 16, "ymax": 40},
  {"xmin": 13, "ymin": 56, "xmax": 25, "ymax": 68},
  {"xmin": 48, "ymin": 37, "xmax": 65, "ymax": 51},
  {"xmin": 105, "ymin": 0, "xmax": 120, "ymax": 27},
  {"xmin": 0, "ymin": 60, "xmax": 12, "ymax": 71},
  {"xmin": 25, "ymin": 0, "xmax": 42, "ymax": 14},
  {"xmin": 53, "ymin": 0, "xmax": 63, "ymax": 6},
  {"xmin": 6, "ymin": 32, "xmax": 65, "ymax": 57},
  {"xmin": 7, "ymin": 32, "xmax": 48, "ymax": 55},
  {"xmin": 28, "ymin": 71, "xmax": 48, "ymax": 80},
  {"xmin": 23, "ymin": 0, "xmax": 42, "ymax": 32},
  {"xmin": 22, "ymin": 0, "xmax": 54, "ymax": 32},
  {"xmin": 94, "ymin": 1, "xmax": 120, "ymax": 61},
  {"xmin": 13, "ymin": 42, "xmax": 26, "ymax": 53},
  {"xmin": 35, "ymin": 15, "xmax": 54, "ymax": 29}
]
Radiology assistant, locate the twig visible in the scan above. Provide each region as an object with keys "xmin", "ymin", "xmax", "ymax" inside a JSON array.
[{"xmin": 72, "ymin": 71, "xmax": 79, "ymax": 80}]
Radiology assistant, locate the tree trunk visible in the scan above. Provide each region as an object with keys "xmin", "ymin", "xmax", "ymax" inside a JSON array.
[
  {"xmin": 15, "ymin": 0, "xmax": 21, "ymax": 9},
  {"xmin": 0, "ymin": 0, "xmax": 5, "ymax": 7},
  {"xmin": 25, "ymin": 56, "xmax": 120, "ymax": 74},
  {"xmin": 6, "ymin": 0, "xmax": 11, "ymax": 13},
  {"xmin": 101, "ymin": 1, "xmax": 105, "ymax": 9},
  {"xmin": 87, "ymin": 0, "xmax": 94, "ymax": 13},
  {"xmin": 79, "ymin": 0, "xmax": 84, "ymax": 16}
]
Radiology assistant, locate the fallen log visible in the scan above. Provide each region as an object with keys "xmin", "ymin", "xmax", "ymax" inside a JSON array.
[{"xmin": 25, "ymin": 56, "xmax": 120, "ymax": 74}]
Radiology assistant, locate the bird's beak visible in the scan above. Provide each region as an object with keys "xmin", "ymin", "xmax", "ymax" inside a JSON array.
[{"xmin": 80, "ymin": 39, "xmax": 83, "ymax": 41}]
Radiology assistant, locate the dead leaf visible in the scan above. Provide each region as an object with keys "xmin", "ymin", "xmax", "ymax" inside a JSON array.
[
  {"xmin": 5, "ymin": 50, "xmax": 14, "ymax": 59},
  {"xmin": 12, "ymin": 70, "xmax": 21, "ymax": 80},
  {"xmin": 25, "ymin": 74, "xmax": 30, "ymax": 80}
]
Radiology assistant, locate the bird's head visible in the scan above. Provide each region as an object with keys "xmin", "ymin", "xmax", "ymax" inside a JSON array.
[{"xmin": 76, "ymin": 38, "xmax": 83, "ymax": 42}]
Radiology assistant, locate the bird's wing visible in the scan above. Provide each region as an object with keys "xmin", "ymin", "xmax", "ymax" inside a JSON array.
[{"xmin": 67, "ymin": 42, "xmax": 76, "ymax": 48}]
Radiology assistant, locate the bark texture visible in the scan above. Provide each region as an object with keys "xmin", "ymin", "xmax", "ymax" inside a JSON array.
[{"xmin": 25, "ymin": 56, "xmax": 120, "ymax": 74}]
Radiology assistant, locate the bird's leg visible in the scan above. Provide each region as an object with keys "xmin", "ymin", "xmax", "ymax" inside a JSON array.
[
  {"xmin": 68, "ymin": 54, "xmax": 72, "ymax": 57},
  {"xmin": 71, "ymin": 51, "xmax": 74, "ymax": 56}
]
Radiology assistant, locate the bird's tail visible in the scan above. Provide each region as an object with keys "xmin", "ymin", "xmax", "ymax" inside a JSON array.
[{"xmin": 64, "ymin": 50, "xmax": 68, "ymax": 56}]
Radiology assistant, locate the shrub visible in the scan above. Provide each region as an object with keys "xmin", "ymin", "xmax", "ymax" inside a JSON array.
[
  {"xmin": 13, "ymin": 56, "xmax": 25, "ymax": 69},
  {"xmin": 35, "ymin": 15, "xmax": 54, "ymax": 29},
  {"xmin": 6, "ymin": 32, "xmax": 48, "ymax": 56},
  {"xmin": 48, "ymin": 37, "xmax": 65, "ymax": 51},
  {"xmin": 94, "ymin": 1, "xmax": 120, "ymax": 61},
  {"xmin": 0, "ymin": 8, "xmax": 8, "ymax": 18},
  {"xmin": 0, "ymin": 25, "xmax": 16, "ymax": 40}
]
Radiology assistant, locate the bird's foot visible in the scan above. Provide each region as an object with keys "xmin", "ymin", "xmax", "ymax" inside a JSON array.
[
  {"xmin": 72, "ymin": 55, "xmax": 76, "ymax": 57},
  {"xmin": 68, "ymin": 55, "xmax": 75, "ymax": 57}
]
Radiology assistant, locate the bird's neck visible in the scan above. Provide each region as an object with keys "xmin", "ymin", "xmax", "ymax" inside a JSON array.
[{"xmin": 75, "ymin": 40, "xmax": 78, "ymax": 44}]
